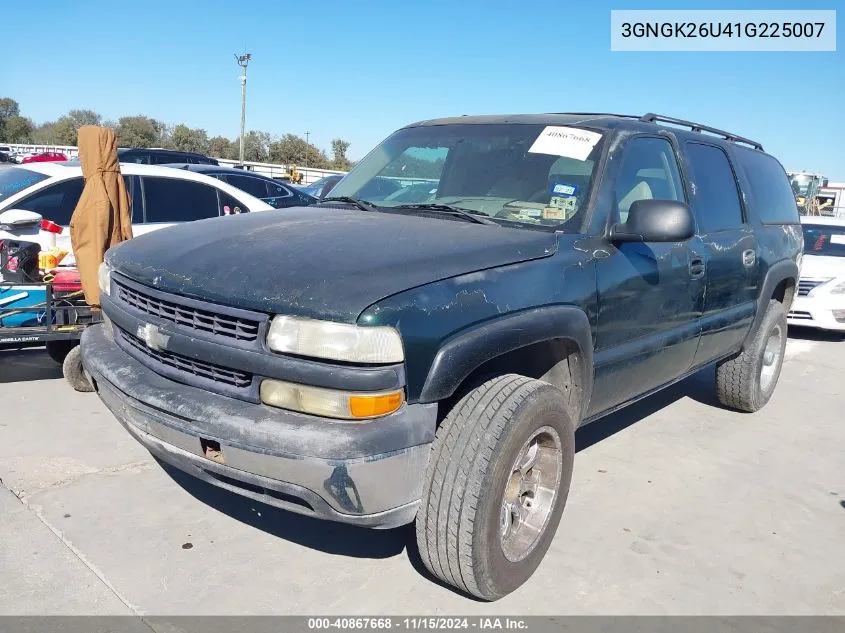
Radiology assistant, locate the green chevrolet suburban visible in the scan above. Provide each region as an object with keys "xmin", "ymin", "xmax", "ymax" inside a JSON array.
[{"xmin": 80, "ymin": 112, "xmax": 802, "ymax": 601}]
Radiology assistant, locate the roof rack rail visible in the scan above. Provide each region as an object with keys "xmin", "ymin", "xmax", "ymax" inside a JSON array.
[
  {"xmin": 639, "ymin": 113, "xmax": 763, "ymax": 151},
  {"xmin": 552, "ymin": 112, "xmax": 642, "ymax": 120}
]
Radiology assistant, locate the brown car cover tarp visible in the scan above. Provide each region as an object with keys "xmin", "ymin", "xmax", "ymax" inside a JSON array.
[{"xmin": 69, "ymin": 125, "xmax": 133, "ymax": 307}]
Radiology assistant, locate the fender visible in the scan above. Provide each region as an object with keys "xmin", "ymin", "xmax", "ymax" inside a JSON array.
[
  {"xmin": 742, "ymin": 258, "xmax": 799, "ymax": 350},
  {"xmin": 418, "ymin": 305, "xmax": 594, "ymax": 415}
]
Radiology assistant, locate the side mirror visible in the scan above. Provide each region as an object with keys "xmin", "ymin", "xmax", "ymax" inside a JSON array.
[
  {"xmin": 609, "ymin": 199, "xmax": 695, "ymax": 243},
  {"xmin": 0, "ymin": 208, "xmax": 43, "ymax": 231}
]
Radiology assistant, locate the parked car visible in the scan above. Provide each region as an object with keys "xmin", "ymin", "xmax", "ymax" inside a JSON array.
[
  {"xmin": 0, "ymin": 146, "xmax": 11, "ymax": 162},
  {"xmin": 116, "ymin": 148, "xmax": 219, "ymax": 166},
  {"xmin": 81, "ymin": 112, "xmax": 801, "ymax": 601},
  {"xmin": 11, "ymin": 152, "xmax": 33, "ymax": 164},
  {"xmin": 787, "ymin": 216, "xmax": 845, "ymax": 332},
  {"xmin": 0, "ymin": 162, "xmax": 273, "ymax": 266},
  {"xmin": 297, "ymin": 173, "xmax": 344, "ymax": 198},
  {"xmin": 21, "ymin": 151, "xmax": 68, "ymax": 164},
  {"xmin": 162, "ymin": 164, "xmax": 317, "ymax": 208}
]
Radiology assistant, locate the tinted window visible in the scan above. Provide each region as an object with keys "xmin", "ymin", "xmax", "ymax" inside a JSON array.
[
  {"xmin": 614, "ymin": 136, "xmax": 685, "ymax": 224},
  {"xmin": 225, "ymin": 174, "xmax": 270, "ymax": 198},
  {"xmin": 684, "ymin": 143, "xmax": 743, "ymax": 232},
  {"xmin": 151, "ymin": 152, "xmax": 185, "ymax": 165},
  {"xmin": 119, "ymin": 151, "xmax": 150, "ymax": 164},
  {"xmin": 219, "ymin": 191, "xmax": 249, "ymax": 215},
  {"xmin": 733, "ymin": 147, "xmax": 799, "ymax": 224},
  {"xmin": 802, "ymin": 224, "xmax": 845, "ymax": 257},
  {"xmin": 141, "ymin": 177, "xmax": 220, "ymax": 223},
  {"xmin": 266, "ymin": 181, "xmax": 293, "ymax": 199},
  {"xmin": 0, "ymin": 167, "xmax": 51, "ymax": 203},
  {"xmin": 16, "ymin": 178, "xmax": 85, "ymax": 225}
]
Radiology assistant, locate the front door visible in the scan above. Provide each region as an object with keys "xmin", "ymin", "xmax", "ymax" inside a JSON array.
[
  {"xmin": 589, "ymin": 135, "xmax": 704, "ymax": 417},
  {"xmin": 682, "ymin": 142, "xmax": 759, "ymax": 367}
]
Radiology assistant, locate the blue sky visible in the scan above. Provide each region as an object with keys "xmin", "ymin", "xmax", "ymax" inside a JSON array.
[{"xmin": 2, "ymin": 0, "xmax": 842, "ymax": 179}]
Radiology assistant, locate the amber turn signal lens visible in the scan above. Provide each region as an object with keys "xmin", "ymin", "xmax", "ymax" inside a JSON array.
[{"xmin": 349, "ymin": 391, "xmax": 403, "ymax": 418}]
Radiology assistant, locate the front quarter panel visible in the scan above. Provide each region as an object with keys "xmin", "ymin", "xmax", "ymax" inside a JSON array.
[{"xmin": 358, "ymin": 234, "xmax": 599, "ymax": 403}]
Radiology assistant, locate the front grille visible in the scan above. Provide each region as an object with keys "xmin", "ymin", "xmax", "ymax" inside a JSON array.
[
  {"xmin": 114, "ymin": 278, "xmax": 261, "ymax": 342},
  {"xmin": 120, "ymin": 329, "xmax": 252, "ymax": 388},
  {"xmin": 788, "ymin": 310, "xmax": 813, "ymax": 320},
  {"xmin": 797, "ymin": 279, "xmax": 830, "ymax": 296}
]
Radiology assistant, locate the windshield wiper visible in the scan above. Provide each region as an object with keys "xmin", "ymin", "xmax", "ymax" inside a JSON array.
[
  {"xmin": 317, "ymin": 196, "xmax": 379, "ymax": 213},
  {"xmin": 391, "ymin": 203, "xmax": 499, "ymax": 226}
]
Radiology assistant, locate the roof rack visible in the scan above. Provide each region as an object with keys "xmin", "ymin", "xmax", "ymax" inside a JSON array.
[
  {"xmin": 639, "ymin": 113, "xmax": 763, "ymax": 151},
  {"xmin": 552, "ymin": 112, "xmax": 642, "ymax": 120}
]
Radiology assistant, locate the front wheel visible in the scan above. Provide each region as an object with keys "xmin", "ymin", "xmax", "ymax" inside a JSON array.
[
  {"xmin": 716, "ymin": 300, "xmax": 787, "ymax": 412},
  {"xmin": 415, "ymin": 374, "xmax": 575, "ymax": 601},
  {"xmin": 63, "ymin": 345, "xmax": 93, "ymax": 392}
]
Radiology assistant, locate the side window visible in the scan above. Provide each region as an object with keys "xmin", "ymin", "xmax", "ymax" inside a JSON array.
[
  {"xmin": 614, "ymin": 137, "xmax": 685, "ymax": 223},
  {"xmin": 141, "ymin": 177, "xmax": 220, "ymax": 223},
  {"xmin": 225, "ymin": 174, "xmax": 271, "ymax": 199},
  {"xmin": 16, "ymin": 178, "xmax": 85, "ymax": 225},
  {"xmin": 684, "ymin": 143, "xmax": 744, "ymax": 232},
  {"xmin": 733, "ymin": 147, "xmax": 799, "ymax": 224},
  {"xmin": 218, "ymin": 191, "xmax": 249, "ymax": 216},
  {"xmin": 266, "ymin": 181, "xmax": 293, "ymax": 199},
  {"xmin": 122, "ymin": 175, "xmax": 142, "ymax": 224},
  {"xmin": 121, "ymin": 153, "xmax": 149, "ymax": 164}
]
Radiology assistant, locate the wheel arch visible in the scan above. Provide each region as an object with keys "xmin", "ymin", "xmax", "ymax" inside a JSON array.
[
  {"xmin": 743, "ymin": 259, "xmax": 798, "ymax": 351},
  {"xmin": 418, "ymin": 306, "xmax": 594, "ymax": 421}
]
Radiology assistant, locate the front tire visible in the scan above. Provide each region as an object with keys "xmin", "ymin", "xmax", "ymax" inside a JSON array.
[
  {"xmin": 416, "ymin": 374, "xmax": 575, "ymax": 601},
  {"xmin": 716, "ymin": 300, "xmax": 787, "ymax": 412},
  {"xmin": 63, "ymin": 345, "xmax": 93, "ymax": 392}
]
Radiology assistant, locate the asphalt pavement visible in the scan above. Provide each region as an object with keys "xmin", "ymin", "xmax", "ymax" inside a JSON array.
[{"xmin": 0, "ymin": 329, "xmax": 844, "ymax": 615}]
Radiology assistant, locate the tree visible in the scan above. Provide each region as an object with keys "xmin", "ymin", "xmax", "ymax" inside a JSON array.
[
  {"xmin": 115, "ymin": 115, "xmax": 162, "ymax": 148},
  {"xmin": 0, "ymin": 97, "xmax": 21, "ymax": 141},
  {"xmin": 171, "ymin": 124, "xmax": 210, "ymax": 154},
  {"xmin": 330, "ymin": 138, "xmax": 352, "ymax": 170},
  {"xmin": 32, "ymin": 121, "xmax": 59, "ymax": 144},
  {"xmin": 3, "ymin": 115, "xmax": 34, "ymax": 143},
  {"xmin": 268, "ymin": 133, "xmax": 329, "ymax": 167},
  {"xmin": 208, "ymin": 135, "xmax": 232, "ymax": 159}
]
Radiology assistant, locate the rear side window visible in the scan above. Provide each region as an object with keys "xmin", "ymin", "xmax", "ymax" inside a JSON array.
[
  {"xmin": 0, "ymin": 167, "xmax": 51, "ymax": 203},
  {"xmin": 15, "ymin": 177, "xmax": 85, "ymax": 225},
  {"xmin": 733, "ymin": 148, "xmax": 799, "ymax": 224},
  {"xmin": 684, "ymin": 143, "xmax": 743, "ymax": 232},
  {"xmin": 141, "ymin": 177, "xmax": 220, "ymax": 223},
  {"xmin": 225, "ymin": 174, "xmax": 270, "ymax": 199}
]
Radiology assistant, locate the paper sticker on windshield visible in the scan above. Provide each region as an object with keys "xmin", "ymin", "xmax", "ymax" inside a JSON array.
[
  {"xmin": 550, "ymin": 183, "xmax": 579, "ymax": 197},
  {"xmin": 529, "ymin": 126, "xmax": 602, "ymax": 161},
  {"xmin": 831, "ymin": 234, "xmax": 845, "ymax": 245}
]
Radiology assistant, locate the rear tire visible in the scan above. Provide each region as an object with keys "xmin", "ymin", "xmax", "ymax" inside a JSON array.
[
  {"xmin": 46, "ymin": 340, "xmax": 75, "ymax": 365},
  {"xmin": 416, "ymin": 374, "xmax": 575, "ymax": 601},
  {"xmin": 63, "ymin": 344, "xmax": 93, "ymax": 392},
  {"xmin": 716, "ymin": 300, "xmax": 787, "ymax": 412}
]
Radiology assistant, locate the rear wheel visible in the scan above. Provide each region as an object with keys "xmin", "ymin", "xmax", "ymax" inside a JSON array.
[
  {"xmin": 46, "ymin": 340, "xmax": 75, "ymax": 365},
  {"xmin": 716, "ymin": 300, "xmax": 787, "ymax": 412},
  {"xmin": 415, "ymin": 374, "xmax": 575, "ymax": 601}
]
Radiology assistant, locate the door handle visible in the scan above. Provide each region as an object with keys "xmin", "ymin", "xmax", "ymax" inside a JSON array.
[
  {"xmin": 689, "ymin": 257, "xmax": 705, "ymax": 280},
  {"xmin": 742, "ymin": 249, "xmax": 756, "ymax": 267}
]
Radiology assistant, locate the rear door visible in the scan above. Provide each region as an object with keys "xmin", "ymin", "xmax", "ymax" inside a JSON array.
[
  {"xmin": 682, "ymin": 142, "xmax": 759, "ymax": 367},
  {"xmin": 137, "ymin": 176, "xmax": 222, "ymax": 236}
]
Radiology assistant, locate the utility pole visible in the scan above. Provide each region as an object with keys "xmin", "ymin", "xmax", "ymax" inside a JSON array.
[
  {"xmin": 235, "ymin": 52, "xmax": 252, "ymax": 166},
  {"xmin": 304, "ymin": 130, "xmax": 311, "ymax": 169}
]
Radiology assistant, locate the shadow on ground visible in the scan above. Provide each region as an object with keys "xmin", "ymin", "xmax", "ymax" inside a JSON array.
[
  {"xmin": 162, "ymin": 365, "xmax": 721, "ymax": 598},
  {"xmin": 788, "ymin": 326, "xmax": 844, "ymax": 343},
  {"xmin": 0, "ymin": 347, "xmax": 62, "ymax": 383}
]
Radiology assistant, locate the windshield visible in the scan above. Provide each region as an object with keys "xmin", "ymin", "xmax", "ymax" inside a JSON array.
[
  {"xmin": 328, "ymin": 123, "xmax": 605, "ymax": 230},
  {"xmin": 789, "ymin": 174, "xmax": 815, "ymax": 197},
  {"xmin": 803, "ymin": 224, "xmax": 845, "ymax": 257},
  {"xmin": 0, "ymin": 167, "xmax": 51, "ymax": 204}
]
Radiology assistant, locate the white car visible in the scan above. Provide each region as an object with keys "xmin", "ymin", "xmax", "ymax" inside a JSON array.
[
  {"xmin": 787, "ymin": 216, "xmax": 845, "ymax": 332},
  {"xmin": 0, "ymin": 161, "xmax": 274, "ymax": 265}
]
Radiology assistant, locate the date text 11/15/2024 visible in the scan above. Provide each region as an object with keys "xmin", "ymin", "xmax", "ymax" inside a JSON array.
[{"xmin": 307, "ymin": 618, "xmax": 529, "ymax": 630}]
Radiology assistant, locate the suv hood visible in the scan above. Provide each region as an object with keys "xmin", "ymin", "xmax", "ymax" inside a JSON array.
[{"xmin": 107, "ymin": 206, "xmax": 558, "ymax": 322}]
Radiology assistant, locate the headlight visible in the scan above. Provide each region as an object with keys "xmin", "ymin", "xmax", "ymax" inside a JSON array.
[
  {"xmin": 260, "ymin": 379, "xmax": 404, "ymax": 420},
  {"xmin": 266, "ymin": 315, "xmax": 404, "ymax": 363},
  {"xmin": 97, "ymin": 261, "xmax": 111, "ymax": 296}
]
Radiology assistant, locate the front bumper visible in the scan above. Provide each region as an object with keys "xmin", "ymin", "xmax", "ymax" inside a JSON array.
[
  {"xmin": 787, "ymin": 296, "xmax": 845, "ymax": 332},
  {"xmin": 80, "ymin": 324, "xmax": 436, "ymax": 528}
]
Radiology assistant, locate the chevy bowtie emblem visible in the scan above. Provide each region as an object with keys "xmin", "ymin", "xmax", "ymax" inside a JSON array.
[{"xmin": 136, "ymin": 323, "xmax": 170, "ymax": 351}]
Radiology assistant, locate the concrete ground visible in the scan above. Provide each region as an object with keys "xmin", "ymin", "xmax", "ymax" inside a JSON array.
[{"xmin": 0, "ymin": 329, "xmax": 843, "ymax": 616}]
